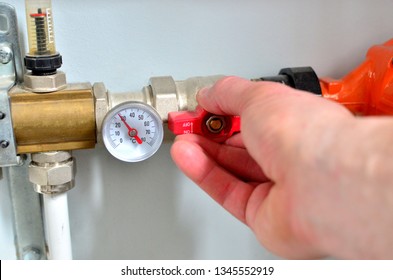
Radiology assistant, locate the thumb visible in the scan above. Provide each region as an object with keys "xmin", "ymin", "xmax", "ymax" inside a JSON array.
[{"xmin": 196, "ymin": 76, "xmax": 257, "ymax": 116}]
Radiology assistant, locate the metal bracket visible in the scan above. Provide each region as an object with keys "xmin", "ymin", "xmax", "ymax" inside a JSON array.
[
  {"xmin": 6, "ymin": 158, "xmax": 47, "ymax": 260},
  {"xmin": 0, "ymin": 4, "xmax": 46, "ymax": 259},
  {"xmin": 0, "ymin": 3, "xmax": 23, "ymax": 167}
]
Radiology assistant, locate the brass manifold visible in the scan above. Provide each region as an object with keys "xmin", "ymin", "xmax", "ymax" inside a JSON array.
[
  {"xmin": 9, "ymin": 83, "xmax": 96, "ymax": 154},
  {"xmin": 7, "ymin": 76, "xmax": 222, "ymax": 155}
]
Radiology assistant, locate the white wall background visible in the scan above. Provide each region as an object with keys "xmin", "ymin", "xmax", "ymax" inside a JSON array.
[{"xmin": 1, "ymin": 0, "xmax": 393, "ymax": 259}]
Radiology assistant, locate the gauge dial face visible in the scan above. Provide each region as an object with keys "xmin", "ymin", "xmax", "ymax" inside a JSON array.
[{"xmin": 102, "ymin": 102, "xmax": 164, "ymax": 162}]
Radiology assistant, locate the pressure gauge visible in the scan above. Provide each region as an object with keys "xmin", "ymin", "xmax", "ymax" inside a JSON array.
[{"xmin": 102, "ymin": 102, "xmax": 164, "ymax": 162}]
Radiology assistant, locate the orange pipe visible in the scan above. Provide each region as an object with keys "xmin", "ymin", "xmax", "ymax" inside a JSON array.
[{"xmin": 320, "ymin": 39, "xmax": 393, "ymax": 115}]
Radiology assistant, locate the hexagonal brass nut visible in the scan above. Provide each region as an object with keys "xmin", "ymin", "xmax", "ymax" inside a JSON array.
[
  {"xmin": 29, "ymin": 160, "xmax": 75, "ymax": 186},
  {"xmin": 93, "ymin": 82, "xmax": 108, "ymax": 137},
  {"xmin": 150, "ymin": 76, "xmax": 178, "ymax": 122},
  {"xmin": 24, "ymin": 71, "xmax": 67, "ymax": 93}
]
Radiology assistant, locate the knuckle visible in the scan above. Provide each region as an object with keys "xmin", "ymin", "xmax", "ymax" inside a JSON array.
[{"xmin": 214, "ymin": 76, "xmax": 241, "ymax": 90}]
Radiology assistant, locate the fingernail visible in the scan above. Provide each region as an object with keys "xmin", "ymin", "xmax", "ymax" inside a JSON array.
[{"xmin": 197, "ymin": 87, "xmax": 209, "ymax": 101}]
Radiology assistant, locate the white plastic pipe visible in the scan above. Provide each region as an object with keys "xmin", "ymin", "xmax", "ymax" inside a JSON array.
[{"xmin": 43, "ymin": 193, "xmax": 73, "ymax": 260}]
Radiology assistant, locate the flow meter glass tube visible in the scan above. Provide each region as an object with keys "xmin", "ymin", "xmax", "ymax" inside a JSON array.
[{"xmin": 25, "ymin": 0, "xmax": 56, "ymax": 56}]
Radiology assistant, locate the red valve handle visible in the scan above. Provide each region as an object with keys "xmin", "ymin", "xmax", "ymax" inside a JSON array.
[{"xmin": 168, "ymin": 106, "xmax": 241, "ymax": 143}]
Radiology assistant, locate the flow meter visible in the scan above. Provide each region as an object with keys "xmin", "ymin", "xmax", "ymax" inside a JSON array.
[{"xmin": 24, "ymin": 0, "xmax": 62, "ymax": 76}]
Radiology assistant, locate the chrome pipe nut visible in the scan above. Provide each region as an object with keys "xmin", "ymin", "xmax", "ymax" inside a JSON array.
[
  {"xmin": 24, "ymin": 71, "xmax": 67, "ymax": 93},
  {"xmin": 29, "ymin": 159, "xmax": 75, "ymax": 186}
]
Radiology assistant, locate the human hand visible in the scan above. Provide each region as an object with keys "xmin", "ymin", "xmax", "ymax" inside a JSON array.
[{"xmin": 171, "ymin": 76, "xmax": 393, "ymax": 259}]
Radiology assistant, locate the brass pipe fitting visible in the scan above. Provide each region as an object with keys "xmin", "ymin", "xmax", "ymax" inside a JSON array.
[
  {"xmin": 9, "ymin": 83, "xmax": 96, "ymax": 154},
  {"xmin": 108, "ymin": 75, "xmax": 224, "ymax": 122}
]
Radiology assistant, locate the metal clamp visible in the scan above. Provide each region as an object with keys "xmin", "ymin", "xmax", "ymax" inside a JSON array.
[{"xmin": 0, "ymin": 3, "xmax": 23, "ymax": 167}]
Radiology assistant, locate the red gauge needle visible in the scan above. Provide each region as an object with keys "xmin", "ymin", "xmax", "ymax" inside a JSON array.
[{"xmin": 118, "ymin": 114, "xmax": 143, "ymax": 144}]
